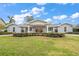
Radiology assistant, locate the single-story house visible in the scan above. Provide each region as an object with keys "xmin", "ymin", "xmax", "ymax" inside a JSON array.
[{"xmin": 6, "ymin": 20, "xmax": 73, "ymax": 33}]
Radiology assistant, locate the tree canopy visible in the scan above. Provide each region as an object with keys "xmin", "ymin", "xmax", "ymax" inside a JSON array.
[{"xmin": 24, "ymin": 16, "xmax": 34, "ymax": 23}]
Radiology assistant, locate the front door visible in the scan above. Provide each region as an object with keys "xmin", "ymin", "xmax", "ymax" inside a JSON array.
[
  {"xmin": 35, "ymin": 26, "xmax": 43, "ymax": 33},
  {"xmin": 35, "ymin": 28, "xmax": 43, "ymax": 33}
]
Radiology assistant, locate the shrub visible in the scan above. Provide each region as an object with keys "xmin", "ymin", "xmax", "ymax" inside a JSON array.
[
  {"xmin": 13, "ymin": 33, "xmax": 28, "ymax": 37},
  {"xmin": 13, "ymin": 33, "xmax": 65, "ymax": 37},
  {"xmin": 4, "ymin": 30, "xmax": 7, "ymax": 32},
  {"xmin": 46, "ymin": 33, "xmax": 65, "ymax": 38}
]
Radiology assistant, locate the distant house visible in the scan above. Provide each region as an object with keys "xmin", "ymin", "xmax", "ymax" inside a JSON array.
[
  {"xmin": 73, "ymin": 25, "xmax": 79, "ymax": 32},
  {"xmin": 6, "ymin": 19, "xmax": 73, "ymax": 33},
  {"xmin": 0, "ymin": 18, "xmax": 5, "ymax": 30}
]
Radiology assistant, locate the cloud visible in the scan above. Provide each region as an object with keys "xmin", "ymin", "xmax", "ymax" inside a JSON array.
[
  {"xmin": 13, "ymin": 6, "xmax": 46, "ymax": 24},
  {"xmin": 53, "ymin": 15, "xmax": 68, "ymax": 20},
  {"xmin": 21, "ymin": 9, "xmax": 28, "ymax": 13},
  {"xmin": 31, "ymin": 7, "xmax": 45, "ymax": 15},
  {"xmin": 13, "ymin": 13, "xmax": 32, "ymax": 24},
  {"xmin": 36, "ymin": 3, "xmax": 47, "ymax": 5},
  {"xmin": 45, "ymin": 18, "xmax": 52, "ymax": 22},
  {"xmin": 70, "ymin": 12, "xmax": 79, "ymax": 19}
]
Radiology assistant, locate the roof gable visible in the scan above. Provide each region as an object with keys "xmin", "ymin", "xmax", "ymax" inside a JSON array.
[
  {"xmin": 27, "ymin": 20, "xmax": 51, "ymax": 25},
  {"xmin": 61, "ymin": 23, "xmax": 72, "ymax": 26}
]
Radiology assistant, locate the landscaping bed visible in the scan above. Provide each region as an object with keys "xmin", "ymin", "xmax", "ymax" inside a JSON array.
[{"xmin": 13, "ymin": 33, "xmax": 65, "ymax": 37}]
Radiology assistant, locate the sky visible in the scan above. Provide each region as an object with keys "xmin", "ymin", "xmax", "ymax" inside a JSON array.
[{"xmin": 0, "ymin": 3, "xmax": 79, "ymax": 25}]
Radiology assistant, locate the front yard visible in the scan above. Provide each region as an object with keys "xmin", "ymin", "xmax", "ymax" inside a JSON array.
[{"xmin": 0, "ymin": 35, "xmax": 79, "ymax": 56}]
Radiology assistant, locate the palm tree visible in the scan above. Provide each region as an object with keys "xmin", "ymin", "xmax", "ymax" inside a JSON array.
[{"xmin": 8, "ymin": 16, "xmax": 15, "ymax": 24}]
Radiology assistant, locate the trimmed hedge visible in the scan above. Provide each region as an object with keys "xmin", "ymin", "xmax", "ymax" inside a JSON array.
[
  {"xmin": 13, "ymin": 33, "xmax": 28, "ymax": 37},
  {"xmin": 13, "ymin": 33, "xmax": 65, "ymax": 37},
  {"xmin": 46, "ymin": 33, "xmax": 65, "ymax": 37},
  {"xmin": 0, "ymin": 32, "xmax": 13, "ymax": 35}
]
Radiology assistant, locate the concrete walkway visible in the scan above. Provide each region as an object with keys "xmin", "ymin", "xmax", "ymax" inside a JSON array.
[
  {"xmin": 65, "ymin": 34, "xmax": 79, "ymax": 37},
  {"xmin": 0, "ymin": 34, "xmax": 13, "ymax": 36}
]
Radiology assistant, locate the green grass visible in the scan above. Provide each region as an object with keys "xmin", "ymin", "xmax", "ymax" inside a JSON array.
[{"xmin": 0, "ymin": 35, "xmax": 79, "ymax": 56}]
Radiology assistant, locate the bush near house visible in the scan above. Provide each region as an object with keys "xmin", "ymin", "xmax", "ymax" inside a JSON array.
[
  {"xmin": 13, "ymin": 33, "xmax": 65, "ymax": 37},
  {"xmin": 13, "ymin": 33, "xmax": 28, "ymax": 37}
]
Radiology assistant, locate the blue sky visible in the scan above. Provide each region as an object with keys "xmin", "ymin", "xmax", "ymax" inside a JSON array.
[{"xmin": 0, "ymin": 3, "xmax": 79, "ymax": 24}]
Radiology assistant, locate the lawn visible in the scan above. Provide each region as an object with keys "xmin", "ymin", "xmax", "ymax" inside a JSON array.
[{"xmin": 0, "ymin": 35, "xmax": 79, "ymax": 56}]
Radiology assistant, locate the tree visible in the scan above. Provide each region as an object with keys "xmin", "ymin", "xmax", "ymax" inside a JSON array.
[
  {"xmin": 8, "ymin": 16, "xmax": 15, "ymax": 24},
  {"xmin": 24, "ymin": 16, "xmax": 34, "ymax": 23},
  {"xmin": 0, "ymin": 24, "xmax": 4, "ymax": 29},
  {"xmin": 0, "ymin": 18, "xmax": 5, "ymax": 30}
]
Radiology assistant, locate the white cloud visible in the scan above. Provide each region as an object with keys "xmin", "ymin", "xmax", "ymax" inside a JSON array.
[
  {"xmin": 70, "ymin": 12, "xmax": 79, "ymax": 19},
  {"xmin": 53, "ymin": 15, "xmax": 68, "ymax": 20},
  {"xmin": 36, "ymin": 3, "xmax": 47, "ymax": 5},
  {"xmin": 13, "ymin": 7, "xmax": 46, "ymax": 24},
  {"xmin": 21, "ymin": 9, "xmax": 28, "ymax": 13},
  {"xmin": 31, "ymin": 7, "xmax": 45, "ymax": 15},
  {"xmin": 13, "ymin": 13, "xmax": 32, "ymax": 24},
  {"xmin": 45, "ymin": 18, "xmax": 52, "ymax": 22}
]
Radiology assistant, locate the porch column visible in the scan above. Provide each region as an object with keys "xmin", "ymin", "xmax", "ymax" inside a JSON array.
[
  {"xmin": 47, "ymin": 25, "xmax": 48, "ymax": 33},
  {"xmin": 28, "ymin": 26, "xmax": 30, "ymax": 33}
]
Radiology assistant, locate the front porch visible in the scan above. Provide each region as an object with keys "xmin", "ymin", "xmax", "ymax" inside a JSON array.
[{"xmin": 20, "ymin": 25, "xmax": 53, "ymax": 33}]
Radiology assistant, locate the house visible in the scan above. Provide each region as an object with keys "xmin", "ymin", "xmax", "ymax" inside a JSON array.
[
  {"xmin": 73, "ymin": 25, "xmax": 79, "ymax": 32},
  {"xmin": 6, "ymin": 19, "xmax": 73, "ymax": 33}
]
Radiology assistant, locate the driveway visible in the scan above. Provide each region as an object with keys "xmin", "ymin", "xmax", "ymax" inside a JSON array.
[
  {"xmin": 65, "ymin": 34, "xmax": 79, "ymax": 37},
  {"xmin": 0, "ymin": 34, "xmax": 13, "ymax": 36}
]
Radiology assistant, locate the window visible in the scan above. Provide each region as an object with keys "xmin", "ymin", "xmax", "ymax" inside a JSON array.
[
  {"xmin": 21, "ymin": 28, "xmax": 24, "ymax": 32},
  {"xmin": 13, "ymin": 27, "xmax": 15, "ymax": 32},
  {"xmin": 48, "ymin": 27, "xmax": 53, "ymax": 31},
  {"xmin": 30, "ymin": 27, "xmax": 32, "ymax": 31},
  {"xmin": 64, "ymin": 27, "xmax": 67, "ymax": 32},
  {"xmin": 26, "ymin": 27, "xmax": 28, "ymax": 32},
  {"xmin": 55, "ymin": 28, "xmax": 58, "ymax": 32}
]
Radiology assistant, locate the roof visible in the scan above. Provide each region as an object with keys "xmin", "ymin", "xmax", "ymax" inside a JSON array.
[
  {"xmin": 60, "ymin": 23, "xmax": 72, "ymax": 27},
  {"xmin": 53, "ymin": 23, "xmax": 73, "ymax": 28},
  {"xmin": 6, "ymin": 20, "xmax": 73, "ymax": 28},
  {"xmin": 5, "ymin": 23, "xmax": 19, "ymax": 28},
  {"xmin": 26, "ymin": 19, "xmax": 52, "ymax": 25}
]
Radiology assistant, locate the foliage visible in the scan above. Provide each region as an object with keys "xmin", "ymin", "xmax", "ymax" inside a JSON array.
[
  {"xmin": 4, "ymin": 30, "xmax": 8, "ymax": 32},
  {"xmin": 24, "ymin": 16, "xmax": 34, "ymax": 22},
  {"xmin": 8, "ymin": 16, "xmax": 15, "ymax": 23},
  {"xmin": 13, "ymin": 33, "xmax": 28, "ymax": 37},
  {"xmin": 0, "ymin": 24, "xmax": 5, "ymax": 29},
  {"xmin": 13, "ymin": 33, "xmax": 65, "ymax": 37},
  {"xmin": 73, "ymin": 28, "xmax": 79, "ymax": 32}
]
